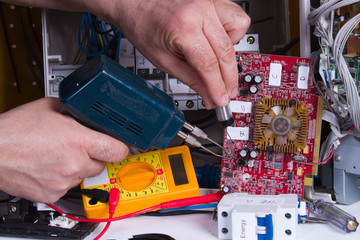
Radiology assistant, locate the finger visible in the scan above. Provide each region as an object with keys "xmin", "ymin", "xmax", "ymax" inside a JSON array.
[
  {"xmin": 84, "ymin": 130, "xmax": 129, "ymax": 163},
  {"xmin": 170, "ymin": 27, "xmax": 230, "ymax": 107},
  {"xmin": 202, "ymin": 16, "xmax": 239, "ymax": 99},
  {"xmin": 145, "ymin": 50, "xmax": 215, "ymax": 109},
  {"xmin": 214, "ymin": 0, "xmax": 251, "ymax": 44},
  {"xmin": 81, "ymin": 159, "xmax": 107, "ymax": 178}
]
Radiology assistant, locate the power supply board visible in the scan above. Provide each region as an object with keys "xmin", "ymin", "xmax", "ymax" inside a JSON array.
[{"xmin": 220, "ymin": 53, "xmax": 323, "ymax": 198}]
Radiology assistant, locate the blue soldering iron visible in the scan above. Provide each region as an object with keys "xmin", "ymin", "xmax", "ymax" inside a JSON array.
[{"xmin": 59, "ymin": 54, "xmax": 222, "ymax": 155}]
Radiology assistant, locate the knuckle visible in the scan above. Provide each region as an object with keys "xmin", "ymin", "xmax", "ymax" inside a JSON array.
[
  {"xmin": 61, "ymin": 160, "xmax": 82, "ymax": 177},
  {"xmin": 219, "ymin": 46, "xmax": 236, "ymax": 64},
  {"xmin": 201, "ymin": 56, "xmax": 219, "ymax": 74},
  {"xmin": 233, "ymin": 12, "xmax": 251, "ymax": 29}
]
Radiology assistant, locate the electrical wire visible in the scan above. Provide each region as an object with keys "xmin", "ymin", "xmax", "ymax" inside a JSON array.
[
  {"xmin": 308, "ymin": 0, "xmax": 359, "ymax": 25},
  {"xmin": 251, "ymin": 16, "xmax": 273, "ymax": 25},
  {"xmin": 186, "ymin": 110, "xmax": 216, "ymax": 125},
  {"xmin": 332, "ymin": 13, "xmax": 360, "ymax": 129},
  {"xmin": 75, "ymin": 13, "xmax": 123, "ymax": 64},
  {"xmin": 144, "ymin": 210, "xmax": 213, "ymax": 216},
  {"xmin": 272, "ymin": 36, "xmax": 300, "ymax": 55},
  {"xmin": 310, "ymin": 50, "xmax": 344, "ymax": 123},
  {"xmin": 26, "ymin": 7, "xmax": 42, "ymax": 54},
  {"xmin": 286, "ymin": 144, "xmax": 335, "ymax": 166},
  {"xmin": 156, "ymin": 203, "xmax": 217, "ymax": 213},
  {"xmin": 309, "ymin": 1, "xmax": 360, "ymax": 133},
  {"xmin": 47, "ymin": 192, "xmax": 220, "ymax": 224}
]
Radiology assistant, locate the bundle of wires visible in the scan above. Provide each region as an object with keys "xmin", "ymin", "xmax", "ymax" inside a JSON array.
[
  {"xmin": 74, "ymin": 13, "xmax": 122, "ymax": 64},
  {"xmin": 48, "ymin": 191, "xmax": 220, "ymax": 240},
  {"xmin": 308, "ymin": 0, "xmax": 360, "ymax": 133}
]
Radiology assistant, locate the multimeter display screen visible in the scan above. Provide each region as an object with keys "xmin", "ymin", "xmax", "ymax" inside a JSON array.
[{"xmin": 169, "ymin": 154, "xmax": 189, "ymax": 186}]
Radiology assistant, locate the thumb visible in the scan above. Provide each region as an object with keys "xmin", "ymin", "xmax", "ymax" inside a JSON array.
[{"xmin": 85, "ymin": 130, "xmax": 129, "ymax": 163}]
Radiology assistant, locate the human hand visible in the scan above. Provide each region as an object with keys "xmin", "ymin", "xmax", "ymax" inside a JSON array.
[
  {"xmin": 109, "ymin": 0, "xmax": 250, "ymax": 109},
  {"xmin": 0, "ymin": 98, "xmax": 129, "ymax": 203}
]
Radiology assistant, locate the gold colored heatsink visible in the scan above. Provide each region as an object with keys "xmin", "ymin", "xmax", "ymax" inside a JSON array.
[{"xmin": 254, "ymin": 98, "xmax": 309, "ymax": 153}]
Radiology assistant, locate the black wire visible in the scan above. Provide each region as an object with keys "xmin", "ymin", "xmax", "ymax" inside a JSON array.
[
  {"xmin": 0, "ymin": 3, "xmax": 21, "ymax": 92},
  {"xmin": 91, "ymin": 14, "xmax": 116, "ymax": 35},
  {"xmin": 251, "ymin": 16, "xmax": 274, "ymax": 25},
  {"xmin": 26, "ymin": 7, "xmax": 42, "ymax": 53},
  {"xmin": 272, "ymin": 36, "xmax": 300, "ymax": 55},
  {"xmin": 187, "ymin": 110, "xmax": 216, "ymax": 125}
]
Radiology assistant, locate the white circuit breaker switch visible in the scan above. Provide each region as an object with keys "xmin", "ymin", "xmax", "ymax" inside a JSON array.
[
  {"xmin": 297, "ymin": 66, "xmax": 310, "ymax": 90},
  {"xmin": 268, "ymin": 63, "xmax": 282, "ymax": 86},
  {"xmin": 218, "ymin": 193, "xmax": 302, "ymax": 240},
  {"xmin": 169, "ymin": 78, "xmax": 193, "ymax": 94}
]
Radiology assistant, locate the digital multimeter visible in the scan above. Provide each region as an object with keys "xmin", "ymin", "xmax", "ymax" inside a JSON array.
[{"xmin": 81, "ymin": 146, "xmax": 200, "ymax": 219}]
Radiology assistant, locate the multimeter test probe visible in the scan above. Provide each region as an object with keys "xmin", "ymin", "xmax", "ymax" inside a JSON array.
[{"xmin": 59, "ymin": 54, "xmax": 225, "ymax": 157}]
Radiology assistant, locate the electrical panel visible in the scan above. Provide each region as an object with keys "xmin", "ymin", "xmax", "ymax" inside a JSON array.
[
  {"xmin": 41, "ymin": 9, "xmax": 259, "ymax": 111},
  {"xmin": 220, "ymin": 53, "xmax": 323, "ymax": 198}
]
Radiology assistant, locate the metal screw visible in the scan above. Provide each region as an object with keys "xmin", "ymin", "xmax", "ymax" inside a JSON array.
[
  {"xmin": 285, "ymin": 213, "xmax": 292, "ymax": 219},
  {"xmin": 247, "ymin": 36, "xmax": 255, "ymax": 44},
  {"xmin": 10, "ymin": 205, "xmax": 17, "ymax": 213},
  {"xmin": 222, "ymin": 211, "xmax": 228, "ymax": 217},
  {"xmin": 62, "ymin": 213, "xmax": 66, "ymax": 221},
  {"xmin": 49, "ymin": 212, "xmax": 54, "ymax": 221},
  {"xmin": 222, "ymin": 228, "xmax": 229, "ymax": 234},
  {"xmin": 285, "ymin": 229, "xmax": 292, "ymax": 235},
  {"xmin": 186, "ymin": 100, "xmax": 194, "ymax": 108},
  {"xmin": 334, "ymin": 155, "xmax": 341, "ymax": 162},
  {"xmin": 174, "ymin": 100, "xmax": 179, "ymax": 107}
]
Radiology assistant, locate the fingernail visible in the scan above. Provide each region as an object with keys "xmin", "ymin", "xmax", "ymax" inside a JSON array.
[
  {"xmin": 230, "ymin": 88, "xmax": 238, "ymax": 98},
  {"xmin": 220, "ymin": 94, "xmax": 229, "ymax": 106}
]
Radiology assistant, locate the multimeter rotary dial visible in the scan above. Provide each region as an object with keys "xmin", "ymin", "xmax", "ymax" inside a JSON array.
[{"xmin": 116, "ymin": 162, "xmax": 157, "ymax": 192}]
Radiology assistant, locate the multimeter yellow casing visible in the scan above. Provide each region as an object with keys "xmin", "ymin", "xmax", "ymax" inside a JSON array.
[{"xmin": 81, "ymin": 145, "xmax": 200, "ymax": 219}]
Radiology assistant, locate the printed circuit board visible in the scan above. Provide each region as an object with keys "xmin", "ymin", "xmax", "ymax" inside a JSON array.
[{"xmin": 220, "ymin": 53, "xmax": 323, "ymax": 198}]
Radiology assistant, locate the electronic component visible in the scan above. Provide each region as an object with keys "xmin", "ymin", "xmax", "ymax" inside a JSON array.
[
  {"xmin": 0, "ymin": 198, "xmax": 97, "ymax": 239},
  {"xmin": 215, "ymin": 105, "xmax": 234, "ymax": 127},
  {"xmin": 249, "ymin": 85, "xmax": 258, "ymax": 94},
  {"xmin": 81, "ymin": 146, "xmax": 199, "ymax": 219},
  {"xmin": 221, "ymin": 53, "xmax": 323, "ymax": 198},
  {"xmin": 253, "ymin": 74, "xmax": 264, "ymax": 84},
  {"xmin": 312, "ymin": 199, "xmax": 359, "ymax": 233},
  {"xmin": 218, "ymin": 193, "xmax": 307, "ymax": 240},
  {"xmin": 243, "ymin": 73, "xmax": 253, "ymax": 84}
]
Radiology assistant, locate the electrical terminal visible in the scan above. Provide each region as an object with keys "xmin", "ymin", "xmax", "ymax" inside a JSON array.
[
  {"xmin": 182, "ymin": 121, "xmax": 234, "ymax": 158},
  {"xmin": 48, "ymin": 213, "xmax": 78, "ymax": 229},
  {"xmin": 177, "ymin": 130, "xmax": 223, "ymax": 158},
  {"xmin": 183, "ymin": 121, "xmax": 225, "ymax": 149}
]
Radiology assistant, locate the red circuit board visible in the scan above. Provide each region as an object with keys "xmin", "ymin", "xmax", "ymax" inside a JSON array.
[{"xmin": 220, "ymin": 53, "xmax": 322, "ymax": 198}]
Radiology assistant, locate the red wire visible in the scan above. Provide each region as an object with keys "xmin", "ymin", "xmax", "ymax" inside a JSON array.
[
  {"xmin": 94, "ymin": 218, "xmax": 111, "ymax": 240},
  {"xmin": 287, "ymin": 145, "xmax": 335, "ymax": 166},
  {"xmin": 46, "ymin": 192, "xmax": 220, "ymax": 224},
  {"xmin": 47, "ymin": 203, "xmax": 160, "ymax": 223},
  {"xmin": 93, "ymin": 188, "xmax": 119, "ymax": 239},
  {"xmin": 347, "ymin": 125, "xmax": 355, "ymax": 130}
]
